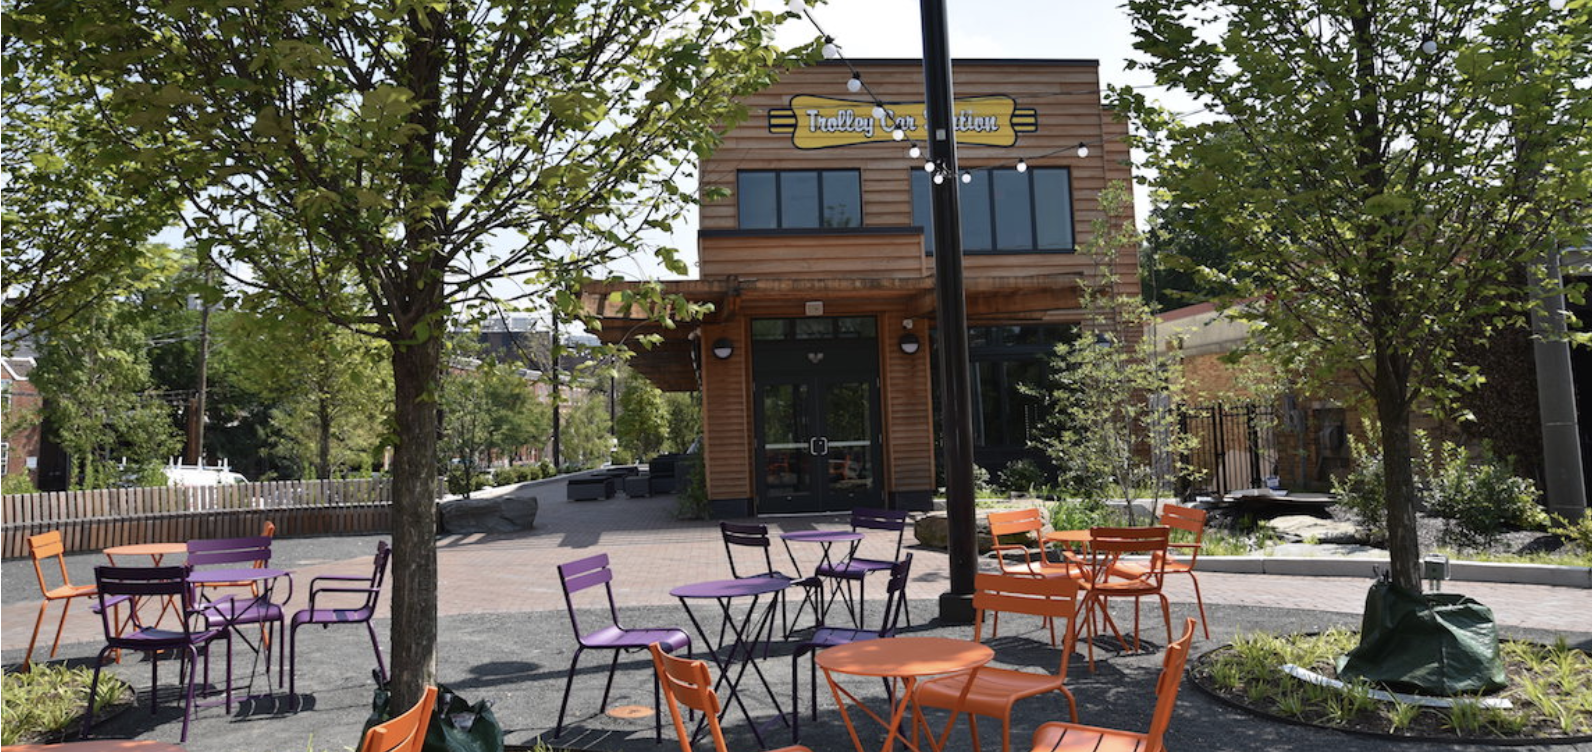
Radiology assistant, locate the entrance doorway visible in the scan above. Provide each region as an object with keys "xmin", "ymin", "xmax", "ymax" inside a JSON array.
[{"xmin": 752, "ymin": 317, "xmax": 882, "ymax": 514}]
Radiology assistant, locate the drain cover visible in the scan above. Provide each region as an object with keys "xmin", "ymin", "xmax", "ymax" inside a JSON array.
[{"xmin": 606, "ymin": 705, "xmax": 654, "ymax": 719}]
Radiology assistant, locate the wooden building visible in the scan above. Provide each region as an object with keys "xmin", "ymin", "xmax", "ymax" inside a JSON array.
[{"xmin": 583, "ymin": 59, "xmax": 1138, "ymax": 517}]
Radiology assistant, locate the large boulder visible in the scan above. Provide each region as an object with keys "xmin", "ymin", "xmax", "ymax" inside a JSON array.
[
  {"xmin": 440, "ymin": 492, "xmax": 538, "ymax": 534},
  {"xmin": 913, "ymin": 511, "xmax": 1005, "ymax": 553},
  {"xmin": 1266, "ymin": 514, "xmax": 1363, "ymax": 544}
]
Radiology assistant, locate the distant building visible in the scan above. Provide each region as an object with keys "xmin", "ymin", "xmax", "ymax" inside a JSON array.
[{"xmin": 2, "ymin": 357, "xmax": 43, "ymax": 484}]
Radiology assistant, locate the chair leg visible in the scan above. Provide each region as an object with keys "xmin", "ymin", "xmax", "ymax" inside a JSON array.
[
  {"xmin": 1187, "ymin": 572, "xmax": 1211, "ymax": 639},
  {"xmin": 599, "ymin": 651, "xmax": 621, "ymax": 712},
  {"xmin": 24, "ymin": 599, "xmax": 51, "ymax": 670},
  {"xmin": 50, "ymin": 597, "xmax": 73, "ymax": 659},
  {"xmin": 288, "ymin": 623, "xmax": 300, "ymax": 700},
  {"xmin": 554, "ymin": 646, "xmax": 586, "ymax": 737},
  {"xmin": 1159, "ymin": 593, "xmax": 1173, "ymax": 646},
  {"xmin": 366, "ymin": 621, "xmax": 389, "ymax": 683},
  {"xmin": 82, "ymin": 646, "xmax": 109, "ymax": 738}
]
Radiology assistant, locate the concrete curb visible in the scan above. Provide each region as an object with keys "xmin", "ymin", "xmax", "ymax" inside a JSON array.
[{"xmin": 1197, "ymin": 555, "xmax": 1592, "ymax": 588}]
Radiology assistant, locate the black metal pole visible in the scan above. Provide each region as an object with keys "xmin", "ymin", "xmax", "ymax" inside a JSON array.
[{"xmin": 921, "ymin": 0, "xmax": 976, "ymax": 624}]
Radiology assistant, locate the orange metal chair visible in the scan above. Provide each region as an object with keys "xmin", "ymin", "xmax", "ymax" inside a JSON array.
[
  {"xmin": 986, "ymin": 508, "xmax": 1078, "ymax": 645},
  {"xmin": 1027, "ymin": 618, "xmax": 1196, "ymax": 752},
  {"xmin": 1110, "ymin": 505, "xmax": 1210, "ymax": 639},
  {"xmin": 650, "ymin": 643, "xmax": 812, "ymax": 752},
  {"xmin": 916, "ymin": 572, "xmax": 1080, "ymax": 752},
  {"xmin": 359, "ymin": 685, "xmax": 438, "ymax": 752},
  {"xmin": 1076, "ymin": 526, "xmax": 1172, "ymax": 670},
  {"xmin": 23, "ymin": 530, "xmax": 100, "ymax": 670}
]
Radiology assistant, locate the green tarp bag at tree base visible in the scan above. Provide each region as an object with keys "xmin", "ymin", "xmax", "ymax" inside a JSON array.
[
  {"xmin": 1336, "ymin": 578, "xmax": 1506, "ymax": 696},
  {"xmin": 363, "ymin": 674, "xmax": 505, "ymax": 752}
]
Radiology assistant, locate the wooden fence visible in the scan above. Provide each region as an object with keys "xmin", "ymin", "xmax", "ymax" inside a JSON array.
[{"xmin": 1, "ymin": 478, "xmax": 394, "ymax": 557}]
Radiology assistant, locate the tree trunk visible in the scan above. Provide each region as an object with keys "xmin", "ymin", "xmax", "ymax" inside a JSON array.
[
  {"xmin": 387, "ymin": 334, "xmax": 442, "ymax": 711},
  {"xmin": 1376, "ymin": 356, "xmax": 1422, "ymax": 593},
  {"xmin": 317, "ymin": 395, "xmax": 333, "ymax": 481}
]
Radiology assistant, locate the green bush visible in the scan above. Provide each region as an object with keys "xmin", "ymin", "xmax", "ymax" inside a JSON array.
[
  {"xmin": 673, "ymin": 456, "xmax": 708, "ymax": 520},
  {"xmin": 2, "ymin": 474, "xmax": 39, "ymax": 495},
  {"xmin": 537, "ymin": 460, "xmax": 555, "ymax": 478},
  {"xmin": 1048, "ymin": 498, "xmax": 1123, "ymax": 531},
  {"xmin": 445, "ymin": 465, "xmax": 488, "ymax": 495},
  {"xmin": 1421, "ymin": 438, "xmax": 1542, "ymax": 548},
  {"xmin": 2, "ymin": 664, "xmax": 131, "ymax": 745},
  {"xmin": 1332, "ymin": 434, "xmax": 1387, "ymax": 544},
  {"xmin": 998, "ymin": 459, "xmax": 1046, "ymax": 495},
  {"xmin": 1548, "ymin": 512, "xmax": 1592, "ymax": 553}
]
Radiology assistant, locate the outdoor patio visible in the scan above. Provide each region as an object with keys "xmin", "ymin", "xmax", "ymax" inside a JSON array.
[{"xmin": 3, "ymin": 476, "xmax": 1589, "ymax": 752}]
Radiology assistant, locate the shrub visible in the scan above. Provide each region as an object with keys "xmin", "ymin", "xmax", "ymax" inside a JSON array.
[
  {"xmin": 537, "ymin": 460, "xmax": 555, "ymax": 478},
  {"xmin": 1048, "ymin": 498, "xmax": 1122, "ymax": 531},
  {"xmin": 997, "ymin": 459, "xmax": 1046, "ymax": 495},
  {"xmin": 2, "ymin": 474, "xmax": 39, "ymax": 495},
  {"xmin": 1548, "ymin": 512, "xmax": 1592, "ymax": 554},
  {"xmin": 1421, "ymin": 438, "xmax": 1543, "ymax": 548},
  {"xmin": 445, "ymin": 466, "xmax": 488, "ymax": 495},
  {"xmin": 1332, "ymin": 434, "xmax": 1387, "ymax": 544},
  {"xmin": 673, "ymin": 455, "xmax": 708, "ymax": 520}
]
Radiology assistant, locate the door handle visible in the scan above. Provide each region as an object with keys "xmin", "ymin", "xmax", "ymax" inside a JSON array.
[{"xmin": 809, "ymin": 436, "xmax": 829, "ymax": 455}]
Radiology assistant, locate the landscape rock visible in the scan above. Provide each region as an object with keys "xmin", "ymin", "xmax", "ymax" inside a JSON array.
[
  {"xmin": 440, "ymin": 492, "xmax": 538, "ymax": 534},
  {"xmin": 913, "ymin": 510, "xmax": 1029, "ymax": 554},
  {"xmin": 1266, "ymin": 514, "xmax": 1363, "ymax": 544}
]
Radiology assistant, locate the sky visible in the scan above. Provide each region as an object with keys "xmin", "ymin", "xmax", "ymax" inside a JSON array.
[{"xmin": 578, "ymin": 0, "xmax": 1194, "ymax": 287}]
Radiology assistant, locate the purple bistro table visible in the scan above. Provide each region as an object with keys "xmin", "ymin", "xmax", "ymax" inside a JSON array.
[
  {"xmin": 671, "ymin": 576, "xmax": 792, "ymax": 747},
  {"xmin": 781, "ymin": 530, "xmax": 864, "ymax": 628},
  {"xmin": 187, "ymin": 566, "xmax": 290, "ymax": 704}
]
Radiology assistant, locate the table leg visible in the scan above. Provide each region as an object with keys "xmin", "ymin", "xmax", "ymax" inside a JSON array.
[{"xmin": 677, "ymin": 594, "xmax": 790, "ymax": 748}]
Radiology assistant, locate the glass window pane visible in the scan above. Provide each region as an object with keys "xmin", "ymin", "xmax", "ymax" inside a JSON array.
[
  {"xmin": 961, "ymin": 171, "xmax": 993, "ymax": 251},
  {"xmin": 751, "ymin": 319, "xmax": 789, "ymax": 340},
  {"xmin": 911, "ymin": 171, "xmax": 934, "ymax": 254},
  {"xmin": 1034, "ymin": 169, "xmax": 1074, "ymax": 249},
  {"xmin": 738, "ymin": 172, "xmax": 777, "ymax": 229},
  {"xmin": 794, "ymin": 318, "xmax": 832, "ymax": 339},
  {"xmin": 993, "ymin": 170, "xmax": 1033, "ymax": 251},
  {"xmin": 781, "ymin": 171, "xmax": 820, "ymax": 228},
  {"xmin": 822, "ymin": 171, "xmax": 861, "ymax": 228},
  {"xmin": 836, "ymin": 316, "xmax": 876, "ymax": 338}
]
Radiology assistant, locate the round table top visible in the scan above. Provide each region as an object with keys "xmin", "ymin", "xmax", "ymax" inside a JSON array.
[
  {"xmin": 187, "ymin": 566, "xmax": 288, "ymax": 584},
  {"xmin": 1042, "ymin": 529, "xmax": 1092, "ymax": 544},
  {"xmin": 670, "ymin": 576, "xmax": 790, "ymax": 599},
  {"xmin": 815, "ymin": 636, "xmax": 994, "ymax": 678},
  {"xmin": 1, "ymin": 740, "xmax": 187, "ymax": 751},
  {"xmin": 781, "ymin": 530, "xmax": 865, "ymax": 543},
  {"xmin": 103, "ymin": 542, "xmax": 188, "ymax": 558}
]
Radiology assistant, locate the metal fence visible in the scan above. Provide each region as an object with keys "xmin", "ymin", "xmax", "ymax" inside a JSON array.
[
  {"xmin": 1180, "ymin": 403, "xmax": 1279, "ymax": 497},
  {"xmin": 1, "ymin": 478, "xmax": 393, "ymax": 557}
]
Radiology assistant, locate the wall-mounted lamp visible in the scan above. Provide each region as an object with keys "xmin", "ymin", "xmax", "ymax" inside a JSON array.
[
  {"xmin": 712, "ymin": 338, "xmax": 734, "ymax": 360},
  {"xmin": 899, "ymin": 332, "xmax": 921, "ymax": 355}
]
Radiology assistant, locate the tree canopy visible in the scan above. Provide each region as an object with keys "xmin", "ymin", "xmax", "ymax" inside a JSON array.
[
  {"xmin": 10, "ymin": 0, "xmax": 810, "ymax": 706},
  {"xmin": 1122, "ymin": 0, "xmax": 1591, "ymax": 592}
]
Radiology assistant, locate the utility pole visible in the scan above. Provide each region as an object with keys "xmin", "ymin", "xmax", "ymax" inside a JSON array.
[
  {"xmin": 1532, "ymin": 246, "xmax": 1588, "ymax": 519},
  {"xmin": 921, "ymin": 0, "xmax": 977, "ymax": 624},
  {"xmin": 550, "ymin": 307, "xmax": 562, "ymax": 470}
]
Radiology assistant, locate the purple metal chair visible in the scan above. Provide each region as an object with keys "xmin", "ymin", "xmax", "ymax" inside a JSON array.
[
  {"xmin": 791, "ymin": 553, "xmax": 912, "ymax": 742},
  {"xmin": 83, "ymin": 565, "xmax": 228, "ymax": 743},
  {"xmin": 815, "ymin": 508, "xmax": 910, "ymax": 628},
  {"xmin": 555, "ymin": 552, "xmax": 691, "ymax": 742},
  {"xmin": 287, "ymin": 540, "xmax": 390, "ymax": 701},
  {"xmin": 187, "ymin": 535, "xmax": 291, "ymax": 680},
  {"xmin": 721, "ymin": 522, "xmax": 823, "ymax": 638}
]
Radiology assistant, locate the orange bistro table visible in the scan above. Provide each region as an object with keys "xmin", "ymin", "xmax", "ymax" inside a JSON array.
[
  {"xmin": 104, "ymin": 542, "xmax": 189, "ymax": 627},
  {"xmin": 1, "ymin": 741, "xmax": 186, "ymax": 752},
  {"xmin": 815, "ymin": 636, "xmax": 994, "ymax": 752}
]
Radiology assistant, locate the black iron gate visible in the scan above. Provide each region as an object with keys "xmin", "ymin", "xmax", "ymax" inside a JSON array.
[{"xmin": 1180, "ymin": 403, "xmax": 1278, "ymax": 497}]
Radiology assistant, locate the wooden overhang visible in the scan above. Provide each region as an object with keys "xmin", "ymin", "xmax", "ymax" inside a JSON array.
[{"xmin": 581, "ymin": 273, "xmax": 1083, "ymax": 392}]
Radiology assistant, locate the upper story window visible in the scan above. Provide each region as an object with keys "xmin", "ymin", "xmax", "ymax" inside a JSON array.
[
  {"xmin": 911, "ymin": 167, "xmax": 1074, "ymax": 253},
  {"xmin": 738, "ymin": 170, "xmax": 862, "ymax": 229}
]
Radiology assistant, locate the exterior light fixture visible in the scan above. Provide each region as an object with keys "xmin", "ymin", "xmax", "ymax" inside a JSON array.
[
  {"xmin": 923, "ymin": 160, "xmax": 935, "ymax": 173},
  {"xmin": 909, "ymin": 144, "xmax": 922, "ymax": 159},
  {"xmin": 847, "ymin": 74, "xmax": 863, "ymax": 93},
  {"xmin": 822, "ymin": 38, "xmax": 838, "ymax": 59},
  {"xmin": 1016, "ymin": 158, "xmax": 1028, "ymax": 173},
  {"xmin": 960, "ymin": 171, "xmax": 972, "ymax": 184},
  {"xmin": 872, "ymin": 105, "xmax": 887, "ymax": 122},
  {"xmin": 1076, "ymin": 142, "xmax": 1090, "ymax": 158},
  {"xmin": 933, "ymin": 172, "xmax": 945, "ymax": 185},
  {"xmin": 892, "ymin": 128, "xmax": 905, "ymax": 141},
  {"xmin": 712, "ymin": 338, "xmax": 734, "ymax": 360},
  {"xmin": 899, "ymin": 332, "xmax": 921, "ymax": 355}
]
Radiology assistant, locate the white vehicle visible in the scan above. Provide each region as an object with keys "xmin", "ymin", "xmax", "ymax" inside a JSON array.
[{"xmin": 163, "ymin": 461, "xmax": 247, "ymax": 487}]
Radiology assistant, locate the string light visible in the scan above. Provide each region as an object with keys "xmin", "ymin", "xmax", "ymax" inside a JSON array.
[
  {"xmin": 892, "ymin": 128, "xmax": 905, "ymax": 141},
  {"xmin": 933, "ymin": 172, "xmax": 945, "ymax": 185},
  {"xmin": 960, "ymin": 171, "xmax": 972, "ymax": 184},
  {"xmin": 847, "ymin": 74, "xmax": 862, "ymax": 93},
  {"xmin": 1016, "ymin": 158, "xmax": 1028, "ymax": 173},
  {"xmin": 909, "ymin": 144, "xmax": 922, "ymax": 159},
  {"xmin": 872, "ymin": 105, "xmax": 887, "ymax": 122},
  {"xmin": 1076, "ymin": 142, "xmax": 1089, "ymax": 158},
  {"xmin": 787, "ymin": 0, "xmax": 805, "ymax": 13},
  {"xmin": 822, "ymin": 37, "xmax": 838, "ymax": 59},
  {"xmin": 1550, "ymin": 0, "xmax": 1566, "ymax": 9},
  {"xmin": 1420, "ymin": 37, "xmax": 1438, "ymax": 55},
  {"xmin": 923, "ymin": 160, "xmax": 936, "ymax": 173}
]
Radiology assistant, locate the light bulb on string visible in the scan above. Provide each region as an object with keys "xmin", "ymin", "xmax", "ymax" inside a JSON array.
[
  {"xmin": 822, "ymin": 38, "xmax": 838, "ymax": 59},
  {"xmin": 788, "ymin": 0, "xmax": 806, "ymax": 14},
  {"xmin": 892, "ymin": 128, "xmax": 905, "ymax": 141},
  {"xmin": 1016, "ymin": 158, "xmax": 1028, "ymax": 173},
  {"xmin": 960, "ymin": 171, "xmax": 973, "ymax": 184},
  {"xmin": 923, "ymin": 160, "xmax": 935, "ymax": 173},
  {"xmin": 872, "ymin": 105, "xmax": 887, "ymax": 122},
  {"xmin": 933, "ymin": 172, "xmax": 945, "ymax": 185},
  {"xmin": 1076, "ymin": 142, "xmax": 1089, "ymax": 158},
  {"xmin": 909, "ymin": 144, "xmax": 922, "ymax": 159},
  {"xmin": 847, "ymin": 74, "xmax": 862, "ymax": 93},
  {"xmin": 1550, "ymin": 0, "xmax": 1566, "ymax": 9},
  {"xmin": 1420, "ymin": 37, "xmax": 1438, "ymax": 55}
]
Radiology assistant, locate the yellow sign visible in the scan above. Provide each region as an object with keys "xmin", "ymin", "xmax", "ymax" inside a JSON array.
[{"xmin": 768, "ymin": 95, "xmax": 1037, "ymax": 150}]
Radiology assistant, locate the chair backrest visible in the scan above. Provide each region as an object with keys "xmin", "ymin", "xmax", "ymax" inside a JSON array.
[
  {"xmin": 557, "ymin": 553, "xmax": 619, "ymax": 640},
  {"xmin": 360, "ymin": 685, "xmax": 438, "ymax": 752},
  {"xmin": 650, "ymin": 642, "xmax": 726, "ymax": 752},
  {"xmin": 94, "ymin": 566, "xmax": 197, "ymax": 641},
  {"xmin": 986, "ymin": 507, "xmax": 1043, "ymax": 539},
  {"xmin": 348, "ymin": 540, "xmax": 394, "ymax": 613},
  {"xmin": 1144, "ymin": 618, "xmax": 1197, "ymax": 752},
  {"xmin": 28, "ymin": 530, "xmax": 74, "ymax": 593},
  {"xmin": 874, "ymin": 553, "xmax": 915, "ymax": 637},
  {"xmin": 1087, "ymin": 526, "xmax": 1171, "ymax": 585},
  {"xmin": 850, "ymin": 507, "xmax": 908, "ymax": 563},
  {"xmin": 187, "ymin": 535, "xmax": 273, "ymax": 570},
  {"xmin": 719, "ymin": 522, "xmax": 776, "ymax": 579},
  {"xmin": 971, "ymin": 572, "xmax": 1081, "ymax": 675},
  {"xmin": 1158, "ymin": 505, "xmax": 1207, "ymax": 565}
]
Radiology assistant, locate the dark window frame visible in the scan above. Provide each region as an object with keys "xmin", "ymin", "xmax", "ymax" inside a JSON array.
[
  {"xmin": 911, "ymin": 166, "xmax": 1076, "ymax": 254},
  {"xmin": 737, "ymin": 169, "xmax": 864, "ymax": 230}
]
